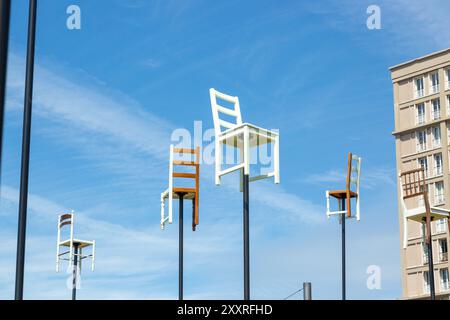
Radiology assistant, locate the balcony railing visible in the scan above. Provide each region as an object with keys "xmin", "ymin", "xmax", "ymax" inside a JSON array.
[
  {"xmin": 415, "ymin": 89, "xmax": 425, "ymax": 99},
  {"xmin": 446, "ymin": 80, "xmax": 450, "ymax": 90},
  {"xmin": 442, "ymin": 281, "xmax": 450, "ymax": 291},
  {"xmin": 439, "ymin": 252, "xmax": 448, "ymax": 262},
  {"xmin": 435, "ymin": 194, "xmax": 445, "ymax": 205},
  {"xmin": 433, "ymin": 110, "xmax": 441, "ymax": 120},
  {"xmin": 417, "ymin": 143, "xmax": 426, "ymax": 152},
  {"xmin": 434, "ymin": 165, "xmax": 443, "ymax": 176},
  {"xmin": 417, "ymin": 114, "xmax": 425, "ymax": 125},
  {"xmin": 431, "ymin": 85, "xmax": 440, "ymax": 94},
  {"xmin": 433, "ymin": 139, "xmax": 441, "ymax": 148}
]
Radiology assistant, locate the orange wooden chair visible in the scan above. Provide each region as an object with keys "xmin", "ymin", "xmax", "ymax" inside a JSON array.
[{"xmin": 161, "ymin": 145, "xmax": 200, "ymax": 231}]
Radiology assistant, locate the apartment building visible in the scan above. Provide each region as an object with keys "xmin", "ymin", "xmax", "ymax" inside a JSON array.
[{"xmin": 391, "ymin": 48, "xmax": 450, "ymax": 300}]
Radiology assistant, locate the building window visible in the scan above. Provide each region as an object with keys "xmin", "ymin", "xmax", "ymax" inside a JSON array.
[
  {"xmin": 432, "ymin": 126, "xmax": 441, "ymax": 148},
  {"xmin": 435, "ymin": 181, "xmax": 445, "ymax": 205},
  {"xmin": 424, "ymin": 271, "xmax": 431, "ymax": 293},
  {"xmin": 447, "ymin": 96, "xmax": 450, "ymax": 115},
  {"xmin": 441, "ymin": 268, "xmax": 450, "ymax": 291},
  {"xmin": 446, "ymin": 69, "xmax": 450, "ymax": 89},
  {"xmin": 434, "ymin": 153, "xmax": 443, "ymax": 176},
  {"xmin": 430, "ymin": 72, "xmax": 440, "ymax": 94},
  {"xmin": 417, "ymin": 130, "xmax": 427, "ymax": 152},
  {"xmin": 417, "ymin": 103, "xmax": 426, "ymax": 124},
  {"xmin": 415, "ymin": 77, "xmax": 425, "ymax": 98},
  {"xmin": 423, "ymin": 243, "xmax": 430, "ymax": 264},
  {"xmin": 437, "ymin": 219, "xmax": 447, "ymax": 233},
  {"xmin": 439, "ymin": 239, "xmax": 448, "ymax": 262},
  {"xmin": 432, "ymin": 99, "xmax": 441, "ymax": 120},
  {"xmin": 418, "ymin": 156, "xmax": 429, "ymax": 178}
]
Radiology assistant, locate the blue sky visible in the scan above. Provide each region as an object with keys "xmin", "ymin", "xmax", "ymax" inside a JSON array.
[{"xmin": 0, "ymin": 0, "xmax": 449, "ymax": 300}]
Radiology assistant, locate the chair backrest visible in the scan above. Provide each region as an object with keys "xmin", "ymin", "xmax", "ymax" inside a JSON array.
[
  {"xmin": 399, "ymin": 168, "xmax": 428, "ymax": 210},
  {"xmin": 346, "ymin": 152, "xmax": 362, "ymax": 219},
  {"xmin": 57, "ymin": 212, "xmax": 74, "ymax": 243},
  {"xmin": 167, "ymin": 144, "xmax": 200, "ymax": 230},
  {"xmin": 209, "ymin": 88, "xmax": 243, "ymax": 137}
]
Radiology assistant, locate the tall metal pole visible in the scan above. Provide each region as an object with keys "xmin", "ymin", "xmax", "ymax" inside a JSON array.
[
  {"xmin": 15, "ymin": 0, "xmax": 37, "ymax": 300},
  {"xmin": 303, "ymin": 282, "xmax": 312, "ymax": 300},
  {"xmin": 341, "ymin": 198, "xmax": 346, "ymax": 301},
  {"xmin": 72, "ymin": 243, "xmax": 79, "ymax": 301},
  {"xmin": 178, "ymin": 193, "xmax": 184, "ymax": 301},
  {"xmin": 0, "ymin": 0, "xmax": 11, "ymax": 184},
  {"xmin": 424, "ymin": 217, "xmax": 436, "ymax": 300},
  {"xmin": 243, "ymin": 173, "xmax": 250, "ymax": 300}
]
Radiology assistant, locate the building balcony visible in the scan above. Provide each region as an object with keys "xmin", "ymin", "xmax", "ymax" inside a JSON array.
[
  {"xmin": 435, "ymin": 195, "xmax": 445, "ymax": 205},
  {"xmin": 439, "ymin": 252, "xmax": 448, "ymax": 262},
  {"xmin": 434, "ymin": 166, "xmax": 443, "ymax": 176},
  {"xmin": 417, "ymin": 115, "xmax": 426, "ymax": 125},
  {"xmin": 433, "ymin": 110, "xmax": 441, "ymax": 120},
  {"xmin": 415, "ymin": 89, "xmax": 425, "ymax": 99},
  {"xmin": 431, "ymin": 85, "xmax": 440, "ymax": 95}
]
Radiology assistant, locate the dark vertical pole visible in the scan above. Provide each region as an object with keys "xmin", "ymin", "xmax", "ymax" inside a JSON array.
[
  {"xmin": 179, "ymin": 193, "xmax": 184, "ymax": 301},
  {"xmin": 428, "ymin": 240, "xmax": 436, "ymax": 300},
  {"xmin": 15, "ymin": 0, "xmax": 37, "ymax": 300},
  {"xmin": 72, "ymin": 243, "xmax": 79, "ymax": 301},
  {"xmin": 243, "ymin": 173, "xmax": 250, "ymax": 300},
  {"xmin": 0, "ymin": 0, "xmax": 11, "ymax": 184},
  {"xmin": 341, "ymin": 198, "xmax": 346, "ymax": 301},
  {"xmin": 303, "ymin": 282, "xmax": 312, "ymax": 300}
]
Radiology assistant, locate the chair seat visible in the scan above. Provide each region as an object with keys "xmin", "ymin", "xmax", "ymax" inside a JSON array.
[
  {"xmin": 328, "ymin": 190, "xmax": 357, "ymax": 199},
  {"xmin": 162, "ymin": 188, "xmax": 196, "ymax": 200},
  {"xmin": 404, "ymin": 206, "xmax": 450, "ymax": 223},
  {"xmin": 59, "ymin": 239, "xmax": 94, "ymax": 248},
  {"xmin": 220, "ymin": 122, "xmax": 278, "ymax": 147}
]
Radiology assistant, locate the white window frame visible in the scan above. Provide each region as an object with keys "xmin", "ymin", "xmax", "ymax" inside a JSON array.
[
  {"xmin": 416, "ymin": 103, "xmax": 426, "ymax": 125},
  {"xmin": 447, "ymin": 95, "xmax": 450, "ymax": 115},
  {"xmin": 423, "ymin": 243, "xmax": 430, "ymax": 264},
  {"xmin": 438, "ymin": 238, "xmax": 448, "ymax": 262},
  {"xmin": 415, "ymin": 77, "xmax": 425, "ymax": 98},
  {"xmin": 418, "ymin": 156, "xmax": 429, "ymax": 178},
  {"xmin": 430, "ymin": 72, "xmax": 440, "ymax": 94},
  {"xmin": 446, "ymin": 68, "xmax": 450, "ymax": 90},
  {"xmin": 440, "ymin": 268, "xmax": 450, "ymax": 291},
  {"xmin": 435, "ymin": 181, "xmax": 445, "ymax": 205},
  {"xmin": 434, "ymin": 153, "xmax": 443, "ymax": 176},
  {"xmin": 417, "ymin": 130, "xmax": 427, "ymax": 152},
  {"xmin": 436, "ymin": 219, "xmax": 447, "ymax": 234},
  {"xmin": 432, "ymin": 126, "xmax": 441, "ymax": 148},
  {"xmin": 432, "ymin": 99, "xmax": 441, "ymax": 120},
  {"xmin": 424, "ymin": 271, "xmax": 431, "ymax": 294}
]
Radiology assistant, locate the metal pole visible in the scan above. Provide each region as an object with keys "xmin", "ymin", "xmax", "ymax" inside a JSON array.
[
  {"xmin": 423, "ymin": 218, "xmax": 436, "ymax": 300},
  {"xmin": 0, "ymin": 0, "xmax": 11, "ymax": 185},
  {"xmin": 341, "ymin": 198, "xmax": 346, "ymax": 301},
  {"xmin": 15, "ymin": 0, "xmax": 37, "ymax": 300},
  {"xmin": 179, "ymin": 193, "xmax": 184, "ymax": 301},
  {"xmin": 72, "ymin": 243, "xmax": 79, "ymax": 301},
  {"xmin": 303, "ymin": 282, "xmax": 312, "ymax": 300},
  {"xmin": 243, "ymin": 173, "xmax": 250, "ymax": 300}
]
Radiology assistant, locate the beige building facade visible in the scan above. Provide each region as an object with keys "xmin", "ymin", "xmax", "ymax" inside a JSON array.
[{"xmin": 391, "ymin": 48, "xmax": 450, "ymax": 300}]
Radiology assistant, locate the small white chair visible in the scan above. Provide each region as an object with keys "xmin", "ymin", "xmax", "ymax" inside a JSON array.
[
  {"xmin": 399, "ymin": 169, "xmax": 450, "ymax": 249},
  {"xmin": 56, "ymin": 212, "xmax": 96, "ymax": 272},
  {"xmin": 326, "ymin": 153, "xmax": 362, "ymax": 221},
  {"xmin": 209, "ymin": 88, "xmax": 280, "ymax": 185}
]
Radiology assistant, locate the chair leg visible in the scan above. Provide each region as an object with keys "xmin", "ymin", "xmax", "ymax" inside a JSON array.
[
  {"xmin": 274, "ymin": 135, "xmax": 280, "ymax": 184},
  {"xmin": 215, "ymin": 140, "xmax": 222, "ymax": 185}
]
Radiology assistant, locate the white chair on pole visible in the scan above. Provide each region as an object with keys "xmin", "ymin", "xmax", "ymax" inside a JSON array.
[
  {"xmin": 56, "ymin": 211, "xmax": 96, "ymax": 272},
  {"xmin": 209, "ymin": 88, "xmax": 280, "ymax": 300},
  {"xmin": 209, "ymin": 88, "xmax": 280, "ymax": 186}
]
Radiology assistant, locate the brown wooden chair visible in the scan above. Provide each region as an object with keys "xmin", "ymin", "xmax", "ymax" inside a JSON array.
[
  {"xmin": 399, "ymin": 168, "xmax": 450, "ymax": 299},
  {"xmin": 161, "ymin": 145, "xmax": 200, "ymax": 231},
  {"xmin": 326, "ymin": 152, "xmax": 362, "ymax": 220}
]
